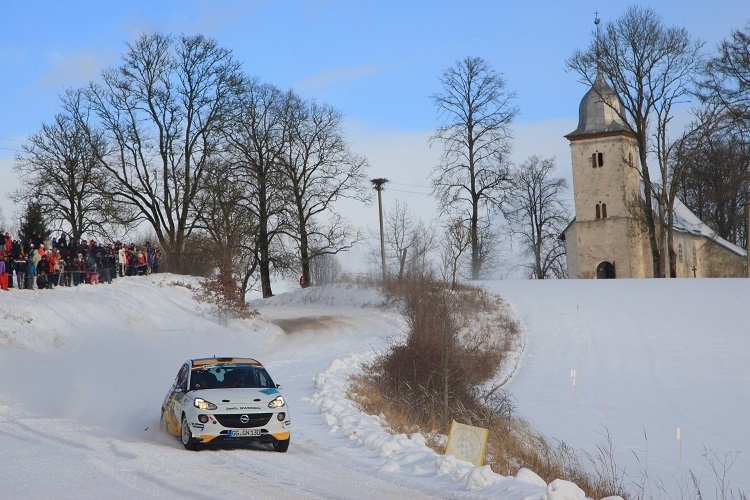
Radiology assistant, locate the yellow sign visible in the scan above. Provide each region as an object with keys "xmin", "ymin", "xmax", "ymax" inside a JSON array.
[{"xmin": 444, "ymin": 419, "xmax": 489, "ymax": 467}]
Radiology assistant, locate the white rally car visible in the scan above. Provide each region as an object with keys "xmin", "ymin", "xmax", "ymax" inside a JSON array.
[{"xmin": 161, "ymin": 357, "xmax": 290, "ymax": 451}]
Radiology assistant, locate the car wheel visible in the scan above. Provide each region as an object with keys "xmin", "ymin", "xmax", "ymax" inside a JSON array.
[
  {"xmin": 181, "ymin": 415, "xmax": 198, "ymax": 451},
  {"xmin": 273, "ymin": 437, "xmax": 290, "ymax": 453}
]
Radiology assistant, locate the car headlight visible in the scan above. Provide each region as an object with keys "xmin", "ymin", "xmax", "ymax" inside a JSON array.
[
  {"xmin": 194, "ymin": 398, "xmax": 217, "ymax": 410},
  {"xmin": 268, "ymin": 396, "xmax": 285, "ymax": 409}
]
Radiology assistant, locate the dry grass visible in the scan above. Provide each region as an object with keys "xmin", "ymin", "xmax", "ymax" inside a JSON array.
[{"xmin": 347, "ymin": 276, "xmax": 623, "ymax": 499}]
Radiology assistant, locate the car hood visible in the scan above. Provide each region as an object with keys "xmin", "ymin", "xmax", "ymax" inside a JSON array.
[{"xmin": 191, "ymin": 387, "xmax": 283, "ymax": 409}]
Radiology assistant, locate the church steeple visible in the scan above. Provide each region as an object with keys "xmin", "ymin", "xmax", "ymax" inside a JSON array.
[
  {"xmin": 565, "ymin": 74, "xmax": 631, "ymax": 139},
  {"xmin": 565, "ymin": 14, "xmax": 631, "ymax": 140}
]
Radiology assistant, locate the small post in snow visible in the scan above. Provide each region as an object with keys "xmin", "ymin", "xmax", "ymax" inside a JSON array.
[
  {"xmin": 570, "ymin": 369, "xmax": 577, "ymax": 398},
  {"xmin": 604, "ymin": 397, "xmax": 608, "ymax": 420},
  {"xmin": 676, "ymin": 427, "xmax": 683, "ymax": 462}
]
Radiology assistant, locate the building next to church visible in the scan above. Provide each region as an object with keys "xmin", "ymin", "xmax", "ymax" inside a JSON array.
[{"xmin": 560, "ymin": 73, "xmax": 747, "ymax": 279}]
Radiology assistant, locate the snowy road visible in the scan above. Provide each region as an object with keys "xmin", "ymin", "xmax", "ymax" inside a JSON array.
[
  {"xmin": 2, "ymin": 277, "xmax": 560, "ymax": 499},
  {"xmin": 0, "ymin": 278, "xmax": 446, "ymax": 498}
]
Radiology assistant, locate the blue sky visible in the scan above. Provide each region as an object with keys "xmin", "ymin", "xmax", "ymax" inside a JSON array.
[{"xmin": 2, "ymin": 0, "xmax": 750, "ymax": 230}]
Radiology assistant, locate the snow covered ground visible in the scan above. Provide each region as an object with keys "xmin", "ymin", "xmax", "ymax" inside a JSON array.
[{"xmin": 0, "ymin": 275, "xmax": 747, "ymax": 499}]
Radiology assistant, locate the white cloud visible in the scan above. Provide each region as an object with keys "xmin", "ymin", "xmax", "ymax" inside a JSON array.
[
  {"xmin": 0, "ymin": 153, "xmax": 21, "ymax": 226},
  {"xmin": 296, "ymin": 65, "xmax": 383, "ymax": 92},
  {"xmin": 37, "ymin": 49, "xmax": 109, "ymax": 90}
]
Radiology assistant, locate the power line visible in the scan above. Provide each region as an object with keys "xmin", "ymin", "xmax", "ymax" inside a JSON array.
[
  {"xmin": 387, "ymin": 187, "xmax": 432, "ymax": 196},
  {"xmin": 0, "ymin": 136, "xmax": 25, "ymax": 144},
  {"xmin": 389, "ymin": 181, "xmax": 433, "ymax": 189}
]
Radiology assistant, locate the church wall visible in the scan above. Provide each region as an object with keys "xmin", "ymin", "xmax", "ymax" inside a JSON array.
[
  {"xmin": 568, "ymin": 133, "xmax": 651, "ymax": 278},
  {"xmin": 573, "ymin": 217, "xmax": 650, "ymax": 278},
  {"xmin": 563, "ymin": 224, "xmax": 580, "ymax": 279},
  {"xmin": 673, "ymin": 232, "xmax": 746, "ymax": 278},
  {"xmin": 569, "ymin": 134, "xmax": 640, "ymax": 226},
  {"xmin": 628, "ymin": 218, "xmax": 654, "ymax": 278}
]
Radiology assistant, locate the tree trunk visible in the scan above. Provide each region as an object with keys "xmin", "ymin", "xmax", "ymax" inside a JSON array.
[
  {"xmin": 470, "ymin": 197, "xmax": 480, "ymax": 280},
  {"xmin": 640, "ymin": 150, "xmax": 662, "ymax": 278}
]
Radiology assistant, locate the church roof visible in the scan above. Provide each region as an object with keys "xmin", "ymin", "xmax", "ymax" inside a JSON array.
[
  {"xmin": 565, "ymin": 72, "xmax": 632, "ymax": 139},
  {"xmin": 672, "ymin": 198, "xmax": 747, "ymax": 257}
]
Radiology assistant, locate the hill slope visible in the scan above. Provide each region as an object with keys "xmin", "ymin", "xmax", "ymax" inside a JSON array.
[
  {"xmin": 488, "ymin": 279, "xmax": 750, "ymax": 497},
  {"xmin": 1, "ymin": 275, "xmax": 748, "ymax": 498}
]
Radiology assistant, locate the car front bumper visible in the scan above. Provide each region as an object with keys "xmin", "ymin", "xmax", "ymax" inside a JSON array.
[{"xmin": 186, "ymin": 410, "xmax": 291, "ymax": 444}]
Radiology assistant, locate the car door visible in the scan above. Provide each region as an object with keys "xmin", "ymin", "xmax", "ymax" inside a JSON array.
[{"xmin": 165, "ymin": 363, "xmax": 190, "ymax": 433}]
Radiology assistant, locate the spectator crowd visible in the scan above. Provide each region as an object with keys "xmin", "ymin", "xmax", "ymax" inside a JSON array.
[{"xmin": 0, "ymin": 230, "xmax": 162, "ymax": 291}]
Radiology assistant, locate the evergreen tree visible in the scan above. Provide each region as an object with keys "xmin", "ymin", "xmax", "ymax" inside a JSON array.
[{"xmin": 18, "ymin": 202, "xmax": 50, "ymax": 247}]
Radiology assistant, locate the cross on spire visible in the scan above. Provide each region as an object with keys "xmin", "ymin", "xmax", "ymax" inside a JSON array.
[{"xmin": 594, "ymin": 11, "xmax": 602, "ymax": 74}]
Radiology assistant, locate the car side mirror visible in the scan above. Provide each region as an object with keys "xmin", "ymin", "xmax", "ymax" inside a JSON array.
[{"xmin": 276, "ymin": 384, "xmax": 282, "ymax": 390}]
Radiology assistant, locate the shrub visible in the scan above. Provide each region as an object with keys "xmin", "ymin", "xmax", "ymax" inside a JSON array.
[
  {"xmin": 351, "ymin": 276, "xmax": 614, "ymax": 497},
  {"xmin": 194, "ymin": 265, "xmax": 257, "ymax": 324}
]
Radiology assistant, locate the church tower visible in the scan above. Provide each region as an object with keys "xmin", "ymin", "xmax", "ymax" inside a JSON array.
[{"xmin": 562, "ymin": 72, "xmax": 652, "ymax": 278}]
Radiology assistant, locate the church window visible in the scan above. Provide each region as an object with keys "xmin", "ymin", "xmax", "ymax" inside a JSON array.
[
  {"xmin": 678, "ymin": 243, "xmax": 683, "ymax": 263},
  {"xmin": 591, "ymin": 152, "xmax": 604, "ymax": 168},
  {"xmin": 628, "ymin": 152, "xmax": 633, "ymax": 166},
  {"xmin": 601, "ymin": 203, "xmax": 607, "ymax": 218},
  {"xmin": 693, "ymin": 246, "xmax": 697, "ymax": 266},
  {"xmin": 595, "ymin": 204, "xmax": 601, "ymax": 219}
]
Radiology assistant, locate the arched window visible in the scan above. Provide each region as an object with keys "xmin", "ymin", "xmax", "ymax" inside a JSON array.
[
  {"xmin": 693, "ymin": 246, "xmax": 697, "ymax": 266},
  {"xmin": 601, "ymin": 203, "xmax": 607, "ymax": 219},
  {"xmin": 595, "ymin": 204, "xmax": 601, "ymax": 219},
  {"xmin": 591, "ymin": 151, "xmax": 604, "ymax": 168},
  {"xmin": 628, "ymin": 152, "xmax": 633, "ymax": 166},
  {"xmin": 678, "ymin": 243, "xmax": 683, "ymax": 263}
]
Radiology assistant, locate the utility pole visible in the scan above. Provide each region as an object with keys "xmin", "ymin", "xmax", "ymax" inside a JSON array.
[{"xmin": 371, "ymin": 178, "xmax": 388, "ymax": 281}]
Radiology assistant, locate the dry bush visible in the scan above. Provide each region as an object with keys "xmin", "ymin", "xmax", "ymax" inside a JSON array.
[
  {"xmin": 194, "ymin": 266, "xmax": 258, "ymax": 325},
  {"xmin": 349, "ymin": 276, "xmax": 618, "ymax": 498},
  {"xmin": 369, "ymin": 276, "xmax": 503, "ymax": 424}
]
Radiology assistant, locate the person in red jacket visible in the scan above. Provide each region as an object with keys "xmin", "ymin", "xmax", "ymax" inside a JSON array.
[
  {"xmin": 47, "ymin": 250, "xmax": 60, "ymax": 287},
  {"xmin": 0, "ymin": 253, "xmax": 9, "ymax": 291}
]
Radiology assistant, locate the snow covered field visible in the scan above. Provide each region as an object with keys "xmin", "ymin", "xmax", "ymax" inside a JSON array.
[{"xmin": 0, "ymin": 275, "xmax": 747, "ymax": 499}]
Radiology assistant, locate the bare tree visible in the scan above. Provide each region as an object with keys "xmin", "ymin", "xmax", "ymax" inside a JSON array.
[
  {"xmin": 309, "ymin": 253, "xmax": 342, "ymax": 286},
  {"xmin": 430, "ymin": 56, "xmax": 518, "ymax": 280},
  {"xmin": 676, "ymin": 118, "xmax": 750, "ymax": 247},
  {"xmin": 660, "ymin": 109, "xmax": 725, "ymax": 276},
  {"xmin": 440, "ymin": 219, "xmax": 471, "ymax": 288},
  {"xmin": 193, "ymin": 158, "xmax": 259, "ymax": 298},
  {"xmin": 567, "ymin": 7, "xmax": 704, "ymax": 277},
  {"xmin": 371, "ymin": 200, "xmax": 437, "ymax": 279},
  {"xmin": 276, "ymin": 92, "xmax": 368, "ymax": 287},
  {"xmin": 503, "ymin": 156, "xmax": 569, "ymax": 279},
  {"xmin": 14, "ymin": 90, "xmax": 129, "ymax": 241},
  {"xmin": 701, "ymin": 23, "xmax": 750, "ymax": 129},
  {"xmin": 221, "ymin": 77, "xmax": 288, "ymax": 298},
  {"xmin": 83, "ymin": 33, "xmax": 242, "ymax": 273},
  {"xmin": 699, "ymin": 23, "xmax": 750, "ymax": 264}
]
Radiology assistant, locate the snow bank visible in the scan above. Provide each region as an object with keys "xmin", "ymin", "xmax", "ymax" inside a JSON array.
[{"xmin": 310, "ymin": 351, "xmax": 596, "ymax": 498}]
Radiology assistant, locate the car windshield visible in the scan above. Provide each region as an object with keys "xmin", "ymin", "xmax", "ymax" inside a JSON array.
[{"xmin": 189, "ymin": 364, "xmax": 276, "ymax": 391}]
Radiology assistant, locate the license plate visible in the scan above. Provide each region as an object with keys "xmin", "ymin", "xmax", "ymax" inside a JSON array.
[{"xmin": 228, "ymin": 429, "xmax": 261, "ymax": 437}]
